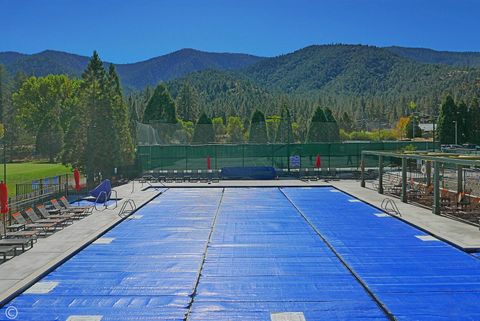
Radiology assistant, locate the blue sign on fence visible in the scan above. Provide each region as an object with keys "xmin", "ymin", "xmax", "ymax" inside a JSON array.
[{"xmin": 289, "ymin": 155, "xmax": 301, "ymax": 168}]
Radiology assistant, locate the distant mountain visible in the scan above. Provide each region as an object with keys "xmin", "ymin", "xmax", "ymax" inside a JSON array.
[
  {"xmin": 242, "ymin": 44, "xmax": 480, "ymax": 98},
  {"xmin": 0, "ymin": 49, "xmax": 265, "ymax": 90},
  {"xmin": 386, "ymin": 46, "xmax": 480, "ymax": 67}
]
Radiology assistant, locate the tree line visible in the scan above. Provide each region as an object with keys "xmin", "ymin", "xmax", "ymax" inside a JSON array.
[
  {"xmin": 0, "ymin": 52, "xmax": 134, "ymax": 184},
  {"xmin": 138, "ymin": 82, "xmax": 340, "ymax": 144}
]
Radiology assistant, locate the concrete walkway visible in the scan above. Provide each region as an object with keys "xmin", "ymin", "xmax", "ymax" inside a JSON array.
[{"xmin": 0, "ymin": 184, "xmax": 160, "ymax": 304}]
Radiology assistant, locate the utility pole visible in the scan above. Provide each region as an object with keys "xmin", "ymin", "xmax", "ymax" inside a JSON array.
[{"xmin": 453, "ymin": 121, "xmax": 458, "ymax": 145}]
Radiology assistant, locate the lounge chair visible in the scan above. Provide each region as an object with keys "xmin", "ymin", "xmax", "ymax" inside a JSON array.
[
  {"xmin": 24, "ymin": 208, "xmax": 69, "ymax": 227},
  {"xmin": 11, "ymin": 212, "xmax": 58, "ymax": 235},
  {"xmin": 0, "ymin": 221, "xmax": 38, "ymax": 240},
  {"xmin": 0, "ymin": 238, "xmax": 34, "ymax": 252},
  {"xmin": 54, "ymin": 198, "xmax": 92, "ymax": 217},
  {"xmin": 37, "ymin": 205, "xmax": 78, "ymax": 221},
  {"xmin": 0, "ymin": 246, "xmax": 17, "ymax": 263},
  {"xmin": 59, "ymin": 196, "xmax": 93, "ymax": 212}
]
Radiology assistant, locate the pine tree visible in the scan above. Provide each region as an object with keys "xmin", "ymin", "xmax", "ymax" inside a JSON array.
[
  {"xmin": 143, "ymin": 83, "xmax": 177, "ymax": 123},
  {"xmin": 248, "ymin": 109, "xmax": 268, "ymax": 143},
  {"xmin": 0, "ymin": 65, "xmax": 4, "ymax": 123},
  {"xmin": 176, "ymin": 82, "xmax": 200, "ymax": 121},
  {"xmin": 192, "ymin": 112, "xmax": 215, "ymax": 143},
  {"xmin": 276, "ymin": 104, "xmax": 293, "ymax": 143},
  {"xmin": 437, "ymin": 95, "xmax": 457, "ymax": 144},
  {"xmin": 36, "ymin": 113, "xmax": 64, "ymax": 162},
  {"xmin": 456, "ymin": 101, "xmax": 469, "ymax": 144},
  {"xmin": 469, "ymin": 98, "xmax": 480, "ymax": 145},
  {"xmin": 324, "ymin": 107, "xmax": 340, "ymax": 141},
  {"xmin": 306, "ymin": 107, "xmax": 327, "ymax": 142},
  {"xmin": 107, "ymin": 64, "xmax": 135, "ymax": 166}
]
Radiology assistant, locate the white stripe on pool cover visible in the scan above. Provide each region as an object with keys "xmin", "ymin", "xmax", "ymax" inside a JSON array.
[
  {"xmin": 66, "ymin": 316, "xmax": 103, "ymax": 321},
  {"xmin": 416, "ymin": 235, "xmax": 439, "ymax": 241},
  {"xmin": 25, "ymin": 281, "xmax": 58, "ymax": 294},
  {"xmin": 348, "ymin": 199, "xmax": 361, "ymax": 202},
  {"xmin": 271, "ymin": 312, "xmax": 306, "ymax": 321},
  {"xmin": 128, "ymin": 215, "xmax": 143, "ymax": 220},
  {"xmin": 93, "ymin": 237, "xmax": 115, "ymax": 244},
  {"xmin": 329, "ymin": 189, "xmax": 341, "ymax": 192},
  {"xmin": 374, "ymin": 213, "xmax": 391, "ymax": 217}
]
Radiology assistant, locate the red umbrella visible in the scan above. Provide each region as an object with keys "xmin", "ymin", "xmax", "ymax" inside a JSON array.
[
  {"xmin": 207, "ymin": 156, "xmax": 211, "ymax": 170},
  {"xmin": 0, "ymin": 181, "xmax": 8, "ymax": 214},
  {"xmin": 73, "ymin": 169, "xmax": 81, "ymax": 191},
  {"xmin": 315, "ymin": 154, "xmax": 321, "ymax": 168}
]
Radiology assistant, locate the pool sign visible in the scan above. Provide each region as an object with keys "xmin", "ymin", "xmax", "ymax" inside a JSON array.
[{"xmin": 289, "ymin": 155, "xmax": 301, "ymax": 168}]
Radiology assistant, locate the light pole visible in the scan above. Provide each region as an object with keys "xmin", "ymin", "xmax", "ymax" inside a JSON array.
[{"xmin": 453, "ymin": 121, "xmax": 458, "ymax": 145}]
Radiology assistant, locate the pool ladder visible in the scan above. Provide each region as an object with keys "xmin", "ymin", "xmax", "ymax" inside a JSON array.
[
  {"xmin": 381, "ymin": 198, "xmax": 402, "ymax": 217},
  {"xmin": 94, "ymin": 190, "xmax": 118, "ymax": 211},
  {"xmin": 118, "ymin": 199, "xmax": 137, "ymax": 218}
]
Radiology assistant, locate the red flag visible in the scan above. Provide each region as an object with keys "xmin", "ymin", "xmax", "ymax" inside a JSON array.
[
  {"xmin": 315, "ymin": 154, "xmax": 321, "ymax": 168},
  {"xmin": 0, "ymin": 182, "xmax": 8, "ymax": 214},
  {"xmin": 207, "ymin": 156, "xmax": 211, "ymax": 170},
  {"xmin": 73, "ymin": 169, "xmax": 81, "ymax": 191}
]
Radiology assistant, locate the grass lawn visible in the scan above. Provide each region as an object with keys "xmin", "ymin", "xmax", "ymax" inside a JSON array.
[{"xmin": 1, "ymin": 162, "xmax": 72, "ymax": 196}]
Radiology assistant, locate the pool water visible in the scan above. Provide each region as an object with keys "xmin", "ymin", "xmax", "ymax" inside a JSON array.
[{"xmin": 2, "ymin": 187, "xmax": 480, "ymax": 321}]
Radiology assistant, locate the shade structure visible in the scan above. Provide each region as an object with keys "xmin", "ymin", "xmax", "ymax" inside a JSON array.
[
  {"xmin": 0, "ymin": 182, "xmax": 8, "ymax": 214},
  {"xmin": 207, "ymin": 156, "xmax": 211, "ymax": 170},
  {"xmin": 315, "ymin": 154, "xmax": 321, "ymax": 168},
  {"xmin": 73, "ymin": 169, "xmax": 81, "ymax": 191}
]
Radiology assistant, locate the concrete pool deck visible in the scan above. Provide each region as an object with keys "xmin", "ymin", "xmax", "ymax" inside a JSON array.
[{"xmin": 1, "ymin": 179, "xmax": 480, "ymax": 308}]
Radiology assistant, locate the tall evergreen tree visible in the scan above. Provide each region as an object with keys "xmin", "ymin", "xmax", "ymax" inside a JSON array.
[
  {"xmin": 176, "ymin": 82, "xmax": 200, "ymax": 121},
  {"xmin": 469, "ymin": 98, "xmax": 480, "ymax": 145},
  {"xmin": 248, "ymin": 109, "xmax": 268, "ymax": 143},
  {"xmin": 323, "ymin": 107, "xmax": 340, "ymax": 141},
  {"xmin": 276, "ymin": 104, "xmax": 293, "ymax": 143},
  {"xmin": 143, "ymin": 83, "xmax": 177, "ymax": 123},
  {"xmin": 107, "ymin": 64, "xmax": 135, "ymax": 166},
  {"xmin": 192, "ymin": 112, "xmax": 215, "ymax": 143},
  {"xmin": 306, "ymin": 107, "xmax": 327, "ymax": 142},
  {"xmin": 456, "ymin": 101, "xmax": 469, "ymax": 144},
  {"xmin": 437, "ymin": 95, "xmax": 457, "ymax": 144},
  {"xmin": 0, "ymin": 65, "xmax": 4, "ymax": 123}
]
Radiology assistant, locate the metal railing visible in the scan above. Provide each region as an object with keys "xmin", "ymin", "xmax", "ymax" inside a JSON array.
[
  {"xmin": 118, "ymin": 199, "xmax": 137, "ymax": 218},
  {"xmin": 381, "ymin": 198, "xmax": 402, "ymax": 217}
]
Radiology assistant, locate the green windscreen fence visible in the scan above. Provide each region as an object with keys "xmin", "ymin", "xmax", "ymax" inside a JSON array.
[{"xmin": 137, "ymin": 141, "xmax": 437, "ymax": 172}]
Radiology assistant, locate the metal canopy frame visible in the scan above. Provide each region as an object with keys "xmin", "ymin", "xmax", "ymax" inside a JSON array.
[{"xmin": 360, "ymin": 151, "xmax": 480, "ymax": 215}]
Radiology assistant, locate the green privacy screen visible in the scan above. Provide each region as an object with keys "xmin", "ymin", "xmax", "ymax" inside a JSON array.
[{"xmin": 137, "ymin": 141, "xmax": 437, "ymax": 172}]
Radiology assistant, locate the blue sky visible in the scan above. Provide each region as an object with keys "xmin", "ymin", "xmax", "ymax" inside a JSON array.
[{"xmin": 1, "ymin": 0, "xmax": 479, "ymax": 63}]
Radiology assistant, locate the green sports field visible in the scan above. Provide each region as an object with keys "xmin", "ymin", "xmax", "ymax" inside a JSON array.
[{"xmin": 0, "ymin": 162, "xmax": 72, "ymax": 196}]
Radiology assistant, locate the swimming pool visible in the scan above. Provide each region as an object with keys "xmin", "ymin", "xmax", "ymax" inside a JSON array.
[{"xmin": 1, "ymin": 187, "xmax": 480, "ymax": 320}]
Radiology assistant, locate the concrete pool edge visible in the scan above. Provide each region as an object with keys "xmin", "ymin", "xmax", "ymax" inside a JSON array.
[{"xmin": 0, "ymin": 186, "xmax": 165, "ymax": 308}]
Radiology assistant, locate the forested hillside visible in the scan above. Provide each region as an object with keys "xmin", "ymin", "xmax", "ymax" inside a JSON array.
[
  {"xmin": 0, "ymin": 49, "xmax": 264, "ymax": 90},
  {"xmin": 386, "ymin": 46, "xmax": 480, "ymax": 67}
]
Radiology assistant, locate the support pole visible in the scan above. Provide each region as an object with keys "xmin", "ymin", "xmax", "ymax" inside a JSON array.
[
  {"xmin": 378, "ymin": 155, "xmax": 384, "ymax": 194},
  {"xmin": 457, "ymin": 165, "xmax": 463, "ymax": 194},
  {"xmin": 401, "ymin": 157, "xmax": 407, "ymax": 203},
  {"xmin": 433, "ymin": 161, "xmax": 440, "ymax": 215},
  {"xmin": 360, "ymin": 154, "xmax": 365, "ymax": 188},
  {"xmin": 426, "ymin": 161, "xmax": 432, "ymax": 186}
]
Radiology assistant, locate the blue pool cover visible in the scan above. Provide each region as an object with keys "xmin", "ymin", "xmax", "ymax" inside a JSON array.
[{"xmin": 1, "ymin": 187, "xmax": 480, "ymax": 320}]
